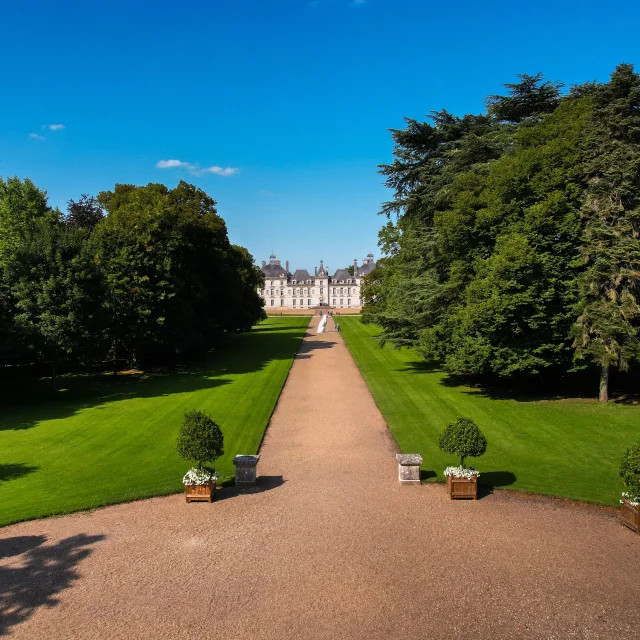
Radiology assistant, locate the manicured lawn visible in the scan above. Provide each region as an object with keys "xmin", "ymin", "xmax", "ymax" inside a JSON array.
[
  {"xmin": 0, "ymin": 317, "xmax": 309, "ymax": 526},
  {"xmin": 340, "ymin": 317, "xmax": 640, "ymax": 506}
]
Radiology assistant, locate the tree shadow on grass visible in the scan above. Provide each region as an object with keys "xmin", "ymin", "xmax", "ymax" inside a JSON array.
[
  {"xmin": 399, "ymin": 361, "xmax": 600, "ymax": 403},
  {"xmin": 478, "ymin": 471, "xmax": 517, "ymax": 499},
  {"xmin": 0, "ymin": 463, "xmax": 39, "ymax": 482},
  {"xmin": 0, "ymin": 326, "xmax": 310, "ymax": 432},
  {"xmin": 0, "ymin": 533, "xmax": 105, "ymax": 636}
]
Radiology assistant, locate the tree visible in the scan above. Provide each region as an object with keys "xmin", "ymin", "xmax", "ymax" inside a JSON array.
[
  {"xmin": 177, "ymin": 409, "xmax": 224, "ymax": 470},
  {"xmin": 92, "ymin": 180, "xmax": 264, "ymax": 371},
  {"xmin": 0, "ymin": 176, "xmax": 55, "ymax": 269},
  {"xmin": 571, "ymin": 64, "xmax": 640, "ymax": 402},
  {"xmin": 9, "ymin": 218, "xmax": 101, "ymax": 388},
  {"xmin": 66, "ymin": 194, "xmax": 104, "ymax": 230},
  {"xmin": 620, "ymin": 441, "xmax": 640, "ymax": 499},
  {"xmin": 438, "ymin": 416, "xmax": 487, "ymax": 470},
  {"xmin": 487, "ymin": 73, "xmax": 564, "ymax": 123},
  {"xmin": 346, "ymin": 265, "xmax": 355, "ymax": 276}
]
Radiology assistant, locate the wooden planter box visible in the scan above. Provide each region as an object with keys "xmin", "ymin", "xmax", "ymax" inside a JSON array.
[
  {"xmin": 621, "ymin": 499, "xmax": 639, "ymax": 533},
  {"xmin": 185, "ymin": 482, "xmax": 216, "ymax": 503},
  {"xmin": 446, "ymin": 474, "xmax": 478, "ymax": 500}
]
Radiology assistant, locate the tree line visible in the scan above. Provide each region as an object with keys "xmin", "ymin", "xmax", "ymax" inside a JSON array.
[
  {"xmin": 0, "ymin": 179, "xmax": 265, "ymax": 385},
  {"xmin": 363, "ymin": 64, "xmax": 640, "ymax": 402}
]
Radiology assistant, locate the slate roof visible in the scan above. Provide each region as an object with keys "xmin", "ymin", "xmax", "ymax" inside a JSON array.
[
  {"xmin": 355, "ymin": 261, "xmax": 376, "ymax": 277},
  {"xmin": 261, "ymin": 263, "xmax": 288, "ymax": 278},
  {"xmin": 292, "ymin": 269, "xmax": 312, "ymax": 282},
  {"xmin": 332, "ymin": 268, "xmax": 352, "ymax": 282}
]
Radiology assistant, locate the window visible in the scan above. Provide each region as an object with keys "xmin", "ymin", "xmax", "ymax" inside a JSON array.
[
  {"xmin": 340, "ymin": 299, "xmax": 343, "ymax": 306},
  {"xmin": 271, "ymin": 288, "xmax": 274, "ymax": 296},
  {"xmin": 300, "ymin": 299, "xmax": 303, "ymax": 306},
  {"xmin": 280, "ymin": 299, "xmax": 284, "ymax": 306},
  {"xmin": 347, "ymin": 288, "xmax": 351, "ymax": 295},
  {"xmin": 320, "ymin": 287, "xmax": 323, "ymax": 294},
  {"xmin": 270, "ymin": 300, "xmax": 275, "ymax": 306},
  {"xmin": 293, "ymin": 299, "xmax": 296, "ymax": 306},
  {"xmin": 308, "ymin": 299, "xmax": 311, "ymax": 306},
  {"xmin": 333, "ymin": 299, "xmax": 336, "ymax": 305},
  {"xmin": 347, "ymin": 299, "xmax": 351, "ymax": 306}
]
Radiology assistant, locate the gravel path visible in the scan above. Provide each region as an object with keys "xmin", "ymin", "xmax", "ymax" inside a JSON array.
[{"xmin": 2, "ymin": 316, "xmax": 639, "ymax": 639}]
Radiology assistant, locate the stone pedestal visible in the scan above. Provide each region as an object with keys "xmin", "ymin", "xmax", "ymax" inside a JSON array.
[
  {"xmin": 396, "ymin": 454, "xmax": 423, "ymax": 484},
  {"xmin": 233, "ymin": 455, "xmax": 260, "ymax": 490}
]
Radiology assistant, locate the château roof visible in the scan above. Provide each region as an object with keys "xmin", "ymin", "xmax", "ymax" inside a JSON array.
[
  {"xmin": 332, "ymin": 268, "xmax": 352, "ymax": 282},
  {"xmin": 262, "ymin": 263, "xmax": 288, "ymax": 277},
  {"xmin": 355, "ymin": 253, "xmax": 376, "ymax": 277},
  {"xmin": 292, "ymin": 269, "xmax": 311, "ymax": 282}
]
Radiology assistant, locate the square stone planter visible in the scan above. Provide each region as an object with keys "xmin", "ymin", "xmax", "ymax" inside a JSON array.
[
  {"xmin": 185, "ymin": 482, "xmax": 216, "ymax": 503},
  {"xmin": 446, "ymin": 475, "xmax": 478, "ymax": 500},
  {"xmin": 233, "ymin": 455, "xmax": 260, "ymax": 491},
  {"xmin": 621, "ymin": 499, "xmax": 639, "ymax": 533},
  {"xmin": 396, "ymin": 454, "xmax": 423, "ymax": 484}
]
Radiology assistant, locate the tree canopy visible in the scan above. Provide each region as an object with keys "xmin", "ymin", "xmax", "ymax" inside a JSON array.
[
  {"xmin": 365, "ymin": 64, "xmax": 640, "ymax": 401},
  {"xmin": 0, "ymin": 178, "xmax": 265, "ymax": 380}
]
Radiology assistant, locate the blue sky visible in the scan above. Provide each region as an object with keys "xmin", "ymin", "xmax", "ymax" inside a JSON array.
[{"xmin": 1, "ymin": 0, "xmax": 639, "ymax": 272}]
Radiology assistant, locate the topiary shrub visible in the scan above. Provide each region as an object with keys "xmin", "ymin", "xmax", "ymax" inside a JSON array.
[
  {"xmin": 177, "ymin": 409, "xmax": 224, "ymax": 471},
  {"xmin": 438, "ymin": 416, "xmax": 487, "ymax": 470},
  {"xmin": 620, "ymin": 441, "xmax": 640, "ymax": 501}
]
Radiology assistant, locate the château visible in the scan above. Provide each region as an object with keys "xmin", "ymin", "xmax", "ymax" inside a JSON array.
[{"xmin": 259, "ymin": 253, "xmax": 376, "ymax": 309}]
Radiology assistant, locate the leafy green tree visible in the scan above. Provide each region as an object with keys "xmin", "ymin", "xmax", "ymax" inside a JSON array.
[
  {"xmin": 93, "ymin": 180, "xmax": 264, "ymax": 371},
  {"xmin": 0, "ymin": 176, "xmax": 55, "ymax": 269},
  {"xmin": 438, "ymin": 416, "xmax": 487, "ymax": 470},
  {"xmin": 177, "ymin": 409, "xmax": 224, "ymax": 470},
  {"xmin": 571, "ymin": 64, "xmax": 640, "ymax": 402},
  {"xmin": 486, "ymin": 73, "xmax": 563, "ymax": 123},
  {"xmin": 9, "ymin": 218, "xmax": 101, "ymax": 387},
  {"xmin": 620, "ymin": 441, "xmax": 640, "ymax": 499}
]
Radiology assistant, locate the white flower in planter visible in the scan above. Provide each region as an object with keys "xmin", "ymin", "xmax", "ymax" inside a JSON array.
[
  {"xmin": 183, "ymin": 467, "xmax": 218, "ymax": 486},
  {"xmin": 444, "ymin": 466, "xmax": 480, "ymax": 479},
  {"xmin": 621, "ymin": 492, "xmax": 640, "ymax": 507}
]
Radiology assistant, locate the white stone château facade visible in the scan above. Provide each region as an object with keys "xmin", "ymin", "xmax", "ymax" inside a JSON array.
[{"xmin": 259, "ymin": 253, "xmax": 376, "ymax": 310}]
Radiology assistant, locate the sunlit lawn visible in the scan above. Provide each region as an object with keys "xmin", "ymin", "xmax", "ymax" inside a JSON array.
[
  {"xmin": 0, "ymin": 317, "xmax": 309, "ymax": 526},
  {"xmin": 340, "ymin": 317, "xmax": 640, "ymax": 505}
]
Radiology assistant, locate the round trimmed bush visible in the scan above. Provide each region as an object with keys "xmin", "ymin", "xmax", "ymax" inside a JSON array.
[
  {"xmin": 438, "ymin": 416, "xmax": 487, "ymax": 469},
  {"xmin": 177, "ymin": 409, "xmax": 224, "ymax": 470},
  {"xmin": 620, "ymin": 441, "xmax": 640, "ymax": 498}
]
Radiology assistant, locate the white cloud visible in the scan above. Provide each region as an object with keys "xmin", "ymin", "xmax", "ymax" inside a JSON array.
[
  {"xmin": 156, "ymin": 159, "xmax": 194, "ymax": 169},
  {"xmin": 48, "ymin": 124, "xmax": 65, "ymax": 131},
  {"xmin": 196, "ymin": 166, "xmax": 239, "ymax": 177},
  {"xmin": 29, "ymin": 133, "xmax": 45, "ymax": 140}
]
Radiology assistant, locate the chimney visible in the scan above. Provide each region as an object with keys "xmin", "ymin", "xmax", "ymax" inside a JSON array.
[
  {"xmin": 261, "ymin": 260, "xmax": 266, "ymax": 268},
  {"xmin": 286, "ymin": 260, "xmax": 289, "ymax": 273},
  {"xmin": 354, "ymin": 258, "xmax": 358, "ymax": 274},
  {"xmin": 314, "ymin": 266, "xmax": 317, "ymax": 276}
]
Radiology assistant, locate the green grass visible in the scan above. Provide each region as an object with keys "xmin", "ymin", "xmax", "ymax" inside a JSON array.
[
  {"xmin": 340, "ymin": 317, "xmax": 640, "ymax": 506},
  {"xmin": 0, "ymin": 317, "xmax": 309, "ymax": 526}
]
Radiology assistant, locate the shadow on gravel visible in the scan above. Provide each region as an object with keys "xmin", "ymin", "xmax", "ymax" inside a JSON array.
[
  {"xmin": 214, "ymin": 475, "xmax": 286, "ymax": 502},
  {"xmin": 295, "ymin": 342, "xmax": 335, "ymax": 360},
  {"xmin": 0, "ymin": 533, "xmax": 105, "ymax": 636},
  {"xmin": 478, "ymin": 471, "xmax": 518, "ymax": 498}
]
